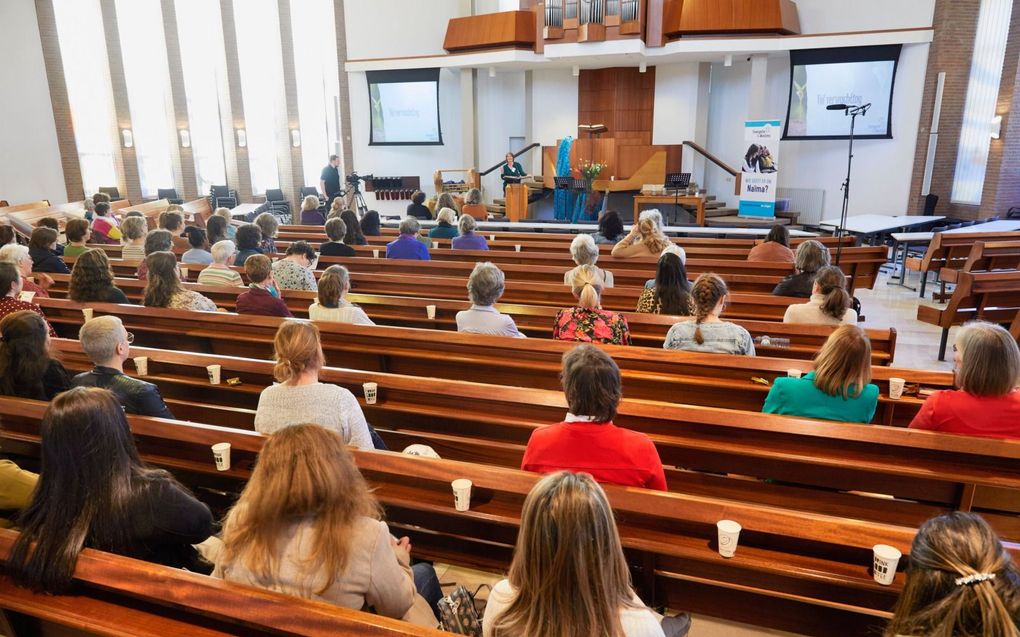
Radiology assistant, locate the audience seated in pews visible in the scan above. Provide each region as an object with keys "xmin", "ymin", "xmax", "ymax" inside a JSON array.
[
  {"xmin": 341, "ymin": 209, "xmax": 368, "ymax": 246},
  {"xmin": 747, "ymin": 224, "xmax": 795, "ymax": 263},
  {"xmin": 120, "ymin": 215, "xmax": 147, "ymax": 261},
  {"xmin": 213, "ymin": 207, "xmax": 237, "ymax": 240},
  {"xmin": 254, "ymin": 320, "xmax": 374, "ymax": 449},
  {"xmin": 664, "ymin": 274, "xmax": 754, "ymax": 355},
  {"xmin": 772, "ymin": 240, "xmax": 830, "ymax": 298},
  {"xmin": 181, "ymin": 227, "xmax": 212, "ymax": 265},
  {"xmin": 68, "ymin": 248, "xmax": 128, "ymax": 304},
  {"xmin": 0, "ymin": 243, "xmax": 52, "ymax": 297},
  {"xmin": 565, "ymin": 234, "xmax": 614, "ymax": 288},
  {"xmin": 612, "ymin": 209, "xmax": 678, "ymax": 261},
  {"xmin": 360, "ymin": 209, "xmax": 382, "ymax": 237},
  {"xmin": 763, "ymin": 325, "xmax": 878, "ymax": 423},
  {"xmin": 198, "ymin": 240, "xmax": 242, "ymax": 287},
  {"xmin": 406, "ymin": 190, "xmax": 432, "ymax": 220},
  {"xmin": 273, "ymin": 240, "xmax": 318, "ymax": 291},
  {"xmin": 387, "ymin": 217, "xmax": 430, "ymax": 261},
  {"xmin": 0, "ymin": 225, "xmax": 16, "ymax": 247},
  {"xmin": 435, "ymin": 192, "xmax": 460, "ymax": 217},
  {"xmin": 0, "ymin": 264, "xmax": 55, "ymax": 335},
  {"xmin": 320, "ymin": 217, "xmax": 356, "ymax": 258},
  {"xmin": 456, "ymin": 262, "xmax": 525, "ymax": 338},
  {"xmin": 0, "ymin": 458, "xmax": 36, "ymax": 528},
  {"xmin": 62, "ymin": 218, "xmax": 92, "ymax": 258},
  {"xmin": 521, "ymin": 345, "xmax": 665, "ymax": 490},
  {"xmin": 909, "ymin": 321, "xmax": 1020, "ymax": 438},
  {"xmin": 143, "ymin": 251, "xmax": 218, "ymax": 312},
  {"xmin": 451, "ymin": 214, "xmax": 488, "ymax": 250},
  {"xmin": 484, "ymin": 471, "xmax": 671, "ymax": 637},
  {"xmin": 37, "ymin": 217, "xmax": 64, "ymax": 256},
  {"xmin": 136, "ymin": 229, "xmax": 174, "ymax": 280},
  {"xmin": 72, "ymin": 315, "xmax": 175, "ymax": 418},
  {"xmin": 884, "ymin": 512, "xmax": 1020, "ymax": 637},
  {"xmin": 214, "ymin": 424, "xmax": 441, "ymax": 627},
  {"xmin": 28, "ymin": 227, "xmax": 68, "ymax": 274},
  {"xmin": 783, "ymin": 266, "xmax": 857, "ymax": 325},
  {"xmin": 461, "ymin": 188, "xmax": 487, "ymax": 221},
  {"xmin": 90, "ymin": 201, "xmax": 121, "ymax": 244},
  {"xmin": 7, "ymin": 387, "xmax": 213, "ymax": 591},
  {"xmin": 300, "ymin": 195, "xmax": 326, "ymax": 226},
  {"xmin": 636, "ymin": 252, "xmax": 693, "ymax": 315},
  {"xmin": 592, "ymin": 209, "xmax": 626, "ymax": 245},
  {"xmin": 309, "ymin": 265, "xmax": 374, "ymax": 325},
  {"xmin": 0, "ymin": 310, "xmax": 70, "ymax": 400},
  {"xmin": 255, "ymin": 212, "xmax": 280, "ymax": 254},
  {"xmin": 160, "ymin": 211, "xmax": 189, "ymax": 252},
  {"xmin": 429, "ymin": 208, "xmax": 459, "ymax": 241},
  {"xmin": 205, "ymin": 213, "xmax": 229, "ymax": 246},
  {"xmin": 554, "ymin": 265, "xmax": 631, "ymax": 345},
  {"xmin": 233, "ymin": 223, "xmax": 264, "ymax": 266},
  {"xmin": 237, "ymin": 254, "xmax": 292, "ymax": 318}
]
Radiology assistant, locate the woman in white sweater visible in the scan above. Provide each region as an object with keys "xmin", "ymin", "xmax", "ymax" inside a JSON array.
[
  {"xmin": 783, "ymin": 266, "xmax": 857, "ymax": 326},
  {"xmin": 253, "ymin": 320, "xmax": 374, "ymax": 449}
]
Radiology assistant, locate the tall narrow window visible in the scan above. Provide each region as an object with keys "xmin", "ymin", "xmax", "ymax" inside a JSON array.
[
  {"xmin": 234, "ymin": 0, "xmax": 287, "ymax": 194},
  {"xmin": 175, "ymin": 0, "xmax": 228, "ymax": 195},
  {"xmin": 290, "ymin": 0, "xmax": 343, "ymax": 186},
  {"xmin": 52, "ymin": 0, "xmax": 119, "ymax": 196},
  {"xmin": 115, "ymin": 0, "xmax": 177, "ymax": 197},
  {"xmin": 950, "ymin": 0, "xmax": 1014, "ymax": 205}
]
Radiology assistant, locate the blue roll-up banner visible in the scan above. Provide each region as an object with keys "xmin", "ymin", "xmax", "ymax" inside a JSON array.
[{"xmin": 738, "ymin": 120, "xmax": 781, "ymax": 218}]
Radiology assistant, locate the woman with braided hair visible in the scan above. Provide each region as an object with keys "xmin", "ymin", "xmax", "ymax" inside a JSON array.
[
  {"xmin": 663, "ymin": 273, "xmax": 754, "ymax": 355},
  {"xmin": 885, "ymin": 512, "xmax": 1020, "ymax": 636},
  {"xmin": 553, "ymin": 265, "xmax": 631, "ymax": 345}
]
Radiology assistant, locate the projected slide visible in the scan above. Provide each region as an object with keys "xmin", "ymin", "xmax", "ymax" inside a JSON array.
[
  {"xmin": 784, "ymin": 45, "xmax": 901, "ymax": 140},
  {"xmin": 368, "ymin": 69, "xmax": 442, "ymax": 146}
]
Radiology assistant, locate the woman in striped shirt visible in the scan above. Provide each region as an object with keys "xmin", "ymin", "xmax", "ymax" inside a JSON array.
[{"xmin": 197, "ymin": 241, "xmax": 243, "ymax": 287}]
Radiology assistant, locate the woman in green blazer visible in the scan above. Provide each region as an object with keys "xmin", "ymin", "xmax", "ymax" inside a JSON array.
[{"xmin": 501, "ymin": 152, "xmax": 527, "ymax": 192}]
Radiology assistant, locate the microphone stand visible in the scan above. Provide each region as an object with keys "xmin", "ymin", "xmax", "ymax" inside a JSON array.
[{"xmin": 835, "ymin": 103, "xmax": 870, "ymax": 265}]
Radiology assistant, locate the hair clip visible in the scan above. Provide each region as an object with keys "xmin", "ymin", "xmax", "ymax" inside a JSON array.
[{"xmin": 955, "ymin": 573, "xmax": 996, "ymax": 586}]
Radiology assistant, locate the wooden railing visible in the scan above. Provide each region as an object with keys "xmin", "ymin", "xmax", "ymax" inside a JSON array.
[{"xmin": 683, "ymin": 140, "xmax": 742, "ymax": 196}]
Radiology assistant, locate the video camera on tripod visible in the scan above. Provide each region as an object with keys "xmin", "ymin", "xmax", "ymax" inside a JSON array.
[
  {"xmin": 340, "ymin": 172, "xmax": 373, "ymax": 215},
  {"xmin": 345, "ymin": 172, "xmax": 373, "ymax": 191}
]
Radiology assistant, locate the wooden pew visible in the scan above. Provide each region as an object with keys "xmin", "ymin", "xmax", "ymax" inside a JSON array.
[
  {"xmin": 906, "ymin": 231, "xmax": 1020, "ymax": 298},
  {"xmin": 120, "ymin": 199, "xmax": 171, "ymax": 230},
  {"xmin": 0, "ymin": 200, "xmax": 50, "ymax": 214},
  {"xmin": 916, "ymin": 269, "xmax": 1020, "ymax": 359},
  {"xmin": 935, "ymin": 240, "xmax": 1020, "ymax": 301},
  {"xmin": 181, "ymin": 197, "xmax": 213, "ymax": 227},
  {"xmin": 0, "ymin": 528, "xmax": 444, "ymax": 637}
]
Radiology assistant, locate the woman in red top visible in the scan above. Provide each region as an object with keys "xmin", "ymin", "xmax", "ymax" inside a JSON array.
[
  {"xmin": 909, "ymin": 321, "xmax": 1020, "ymax": 439},
  {"xmin": 0, "ymin": 263, "xmax": 56, "ymax": 337},
  {"xmin": 521, "ymin": 344, "xmax": 666, "ymax": 491},
  {"xmin": 553, "ymin": 265, "xmax": 631, "ymax": 346}
]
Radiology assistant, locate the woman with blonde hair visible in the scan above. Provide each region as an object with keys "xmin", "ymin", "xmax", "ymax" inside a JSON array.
[
  {"xmin": 611, "ymin": 210, "xmax": 675, "ymax": 259},
  {"xmin": 309, "ymin": 265, "xmax": 374, "ymax": 325},
  {"xmin": 783, "ymin": 266, "xmax": 857, "ymax": 325},
  {"xmin": 215, "ymin": 424, "xmax": 440, "ymax": 627},
  {"xmin": 300, "ymin": 195, "xmax": 325, "ymax": 226},
  {"xmin": 885, "ymin": 512, "xmax": 1020, "ymax": 637},
  {"xmin": 142, "ymin": 251, "xmax": 217, "ymax": 312},
  {"xmin": 253, "ymin": 320, "xmax": 373, "ymax": 448},
  {"xmin": 435, "ymin": 192, "xmax": 459, "ymax": 217},
  {"xmin": 553, "ymin": 265, "xmax": 630, "ymax": 345},
  {"xmin": 910, "ymin": 321, "xmax": 1020, "ymax": 438},
  {"xmin": 483, "ymin": 471, "xmax": 667, "ymax": 637},
  {"xmin": 565, "ymin": 234, "xmax": 613, "ymax": 288},
  {"xmin": 428, "ymin": 207, "xmax": 459, "ymax": 241},
  {"xmin": 664, "ymin": 274, "xmax": 753, "ymax": 355},
  {"xmin": 451, "ymin": 214, "xmax": 488, "ymax": 250},
  {"xmin": 763, "ymin": 324, "xmax": 878, "ymax": 423}
]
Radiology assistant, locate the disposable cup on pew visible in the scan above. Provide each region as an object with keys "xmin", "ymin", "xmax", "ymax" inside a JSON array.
[
  {"xmin": 787, "ymin": 369, "xmax": 802, "ymax": 378},
  {"xmin": 18, "ymin": 291, "xmax": 35, "ymax": 303},
  {"xmin": 426, "ymin": 305, "xmax": 437, "ymax": 320},
  {"xmin": 363, "ymin": 382, "xmax": 378, "ymax": 405},
  {"xmin": 451, "ymin": 478, "xmax": 473, "ymax": 512},
  {"xmin": 872, "ymin": 544, "xmax": 901, "ymax": 585},
  {"xmin": 211, "ymin": 443, "xmax": 231, "ymax": 471},
  {"xmin": 207, "ymin": 364, "xmax": 222, "ymax": 385},
  {"xmin": 716, "ymin": 520, "xmax": 741, "ymax": 558},
  {"xmin": 133, "ymin": 356, "xmax": 148, "ymax": 377},
  {"xmin": 888, "ymin": 377, "xmax": 906, "ymax": 400},
  {"xmin": 180, "ymin": 265, "xmax": 189, "ymax": 281},
  {"xmin": 489, "ymin": 235, "xmax": 496, "ymax": 241},
  {"xmin": 372, "ymin": 249, "xmax": 380, "ymax": 258},
  {"xmin": 515, "ymin": 244, "xmax": 521, "ymax": 252},
  {"xmin": 82, "ymin": 308, "xmax": 93, "ymax": 321}
]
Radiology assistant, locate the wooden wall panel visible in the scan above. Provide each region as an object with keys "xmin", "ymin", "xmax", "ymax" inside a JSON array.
[
  {"xmin": 663, "ymin": 0, "xmax": 800, "ymax": 37},
  {"xmin": 444, "ymin": 11, "xmax": 537, "ymax": 52}
]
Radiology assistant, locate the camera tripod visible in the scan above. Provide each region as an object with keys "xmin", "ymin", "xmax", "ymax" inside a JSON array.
[{"xmin": 339, "ymin": 186, "xmax": 369, "ymax": 216}]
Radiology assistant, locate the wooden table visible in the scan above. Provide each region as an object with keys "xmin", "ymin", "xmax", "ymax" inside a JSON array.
[{"xmin": 633, "ymin": 194, "xmax": 707, "ymax": 225}]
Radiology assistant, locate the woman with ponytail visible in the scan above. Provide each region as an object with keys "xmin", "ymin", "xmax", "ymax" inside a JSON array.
[
  {"xmin": 254, "ymin": 320, "xmax": 374, "ymax": 449},
  {"xmin": 783, "ymin": 266, "xmax": 857, "ymax": 325},
  {"xmin": 885, "ymin": 512, "xmax": 1020, "ymax": 637},
  {"xmin": 664, "ymin": 273, "xmax": 754, "ymax": 355},
  {"xmin": 553, "ymin": 265, "xmax": 631, "ymax": 345}
]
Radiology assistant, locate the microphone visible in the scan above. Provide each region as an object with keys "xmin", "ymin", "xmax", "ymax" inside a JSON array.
[{"xmin": 826, "ymin": 104, "xmax": 849, "ymax": 111}]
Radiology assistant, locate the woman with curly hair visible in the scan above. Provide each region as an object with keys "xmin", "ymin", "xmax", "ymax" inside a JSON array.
[
  {"xmin": 611, "ymin": 210, "xmax": 675, "ymax": 259},
  {"xmin": 69, "ymin": 249, "xmax": 128, "ymax": 304}
]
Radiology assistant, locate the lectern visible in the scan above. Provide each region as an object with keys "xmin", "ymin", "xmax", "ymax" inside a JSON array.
[{"xmin": 504, "ymin": 183, "xmax": 528, "ymax": 222}]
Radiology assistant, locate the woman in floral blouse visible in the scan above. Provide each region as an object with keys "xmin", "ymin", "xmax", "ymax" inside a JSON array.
[{"xmin": 553, "ymin": 265, "xmax": 631, "ymax": 346}]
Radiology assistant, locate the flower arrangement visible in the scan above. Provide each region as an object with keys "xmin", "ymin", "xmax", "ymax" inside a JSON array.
[{"xmin": 577, "ymin": 159, "xmax": 607, "ymax": 181}]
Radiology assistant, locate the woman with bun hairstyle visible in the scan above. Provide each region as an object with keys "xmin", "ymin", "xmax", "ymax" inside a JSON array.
[
  {"xmin": 663, "ymin": 273, "xmax": 754, "ymax": 355},
  {"xmin": 553, "ymin": 265, "xmax": 631, "ymax": 345},
  {"xmin": 783, "ymin": 266, "xmax": 857, "ymax": 325}
]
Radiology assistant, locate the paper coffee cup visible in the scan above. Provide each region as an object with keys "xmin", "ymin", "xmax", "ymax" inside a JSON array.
[
  {"xmin": 717, "ymin": 520, "xmax": 742, "ymax": 558},
  {"xmin": 18, "ymin": 291, "xmax": 35, "ymax": 303},
  {"xmin": 363, "ymin": 382, "xmax": 378, "ymax": 405},
  {"xmin": 889, "ymin": 377, "xmax": 906, "ymax": 400},
  {"xmin": 207, "ymin": 364, "xmax": 221, "ymax": 385},
  {"xmin": 82, "ymin": 308, "xmax": 93, "ymax": 321},
  {"xmin": 452, "ymin": 478, "xmax": 472, "ymax": 512},
  {"xmin": 133, "ymin": 356, "xmax": 148, "ymax": 376},
  {"xmin": 372, "ymin": 249, "xmax": 380, "ymax": 258},
  {"xmin": 426, "ymin": 304, "xmax": 436, "ymax": 320},
  {"xmin": 179, "ymin": 265, "xmax": 189, "ymax": 280},
  {"xmin": 211, "ymin": 442, "xmax": 231, "ymax": 471},
  {"xmin": 514, "ymin": 244, "xmax": 521, "ymax": 252},
  {"xmin": 787, "ymin": 369, "xmax": 803, "ymax": 378},
  {"xmin": 489, "ymin": 234, "xmax": 496, "ymax": 241},
  {"xmin": 873, "ymin": 544, "xmax": 901, "ymax": 585}
]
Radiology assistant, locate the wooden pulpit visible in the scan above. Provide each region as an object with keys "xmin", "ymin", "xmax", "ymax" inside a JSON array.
[{"xmin": 504, "ymin": 183, "xmax": 528, "ymax": 222}]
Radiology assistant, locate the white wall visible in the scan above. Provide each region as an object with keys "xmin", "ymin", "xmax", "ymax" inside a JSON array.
[
  {"xmin": 0, "ymin": 0, "xmax": 66, "ymax": 205},
  {"xmin": 794, "ymin": 0, "xmax": 935, "ymax": 33},
  {"xmin": 530, "ymin": 68, "xmax": 579, "ymax": 176},
  {"xmin": 344, "ymin": 0, "xmax": 467, "ymax": 59},
  {"xmin": 476, "ymin": 71, "xmax": 527, "ymax": 202},
  {"xmin": 652, "ymin": 62, "xmax": 711, "ymax": 186}
]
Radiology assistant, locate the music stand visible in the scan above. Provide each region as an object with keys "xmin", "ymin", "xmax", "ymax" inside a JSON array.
[{"xmin": 664, "ymin": 172, "xmax": 692, "ymax": 225}]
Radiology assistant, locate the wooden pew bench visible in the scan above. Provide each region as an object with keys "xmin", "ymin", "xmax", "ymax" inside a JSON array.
[
  {"xmin": 905, "ymin": 231, "xmax": 1020, "ymax": 298},
  {"xmin": 916, "ymin": 270, "xmax": 1020, "ymax": 359},
  {"xmin": 935, "ymin": 239, "xmax": 1020, "ymax": 301}
]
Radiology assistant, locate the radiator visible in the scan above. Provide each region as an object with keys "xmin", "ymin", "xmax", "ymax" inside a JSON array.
[{"xmin": 776, "ymin": 187, "xmax": 825, "ymax": 226}]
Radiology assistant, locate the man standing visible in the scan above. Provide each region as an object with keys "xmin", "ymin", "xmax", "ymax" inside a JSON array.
[{"xmin": 320, "ymin": 155, "xmax": 342, "ymax": 209}]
